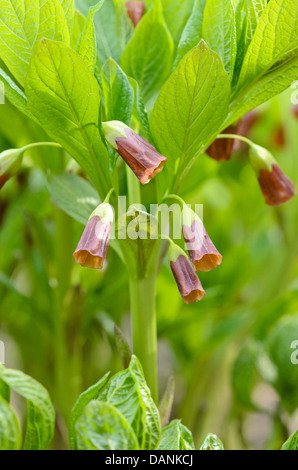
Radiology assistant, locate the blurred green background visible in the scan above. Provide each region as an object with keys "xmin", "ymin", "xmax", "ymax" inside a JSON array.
[{"xmin": 0, "ymin": 88, "xmax": 297, "ymax": 449}]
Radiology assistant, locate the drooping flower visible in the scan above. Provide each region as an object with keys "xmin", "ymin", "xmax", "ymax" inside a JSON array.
[
  {"xmin": 182, "ymin": 207, "xmax": 222, "ymax": 272},
  {"xmin": 250, "ymin": 144, "xmax": 295, "ymax": 206},
  {"xmin": 0, "ymin": 148, "xmax": 23, "ymax": 189},
  {"xmin": 125, "ymin": 1, "xmax": 144, "ymax": 27},
  {"xmin": 168, "ymin": 242, "xmax": 205, "ymax": 304},
  {"xmin": 102, "ymin": 121, "xmax": 167, "ymax": 184},
  {"xmin": 206, "ymin": 123, "xmax": 241, "ymax": 161},
  {"xmin": 73, "ymin": 203, "xmax": 113, "ymax": 269}
]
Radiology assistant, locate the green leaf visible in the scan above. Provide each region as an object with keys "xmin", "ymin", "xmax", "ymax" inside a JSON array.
[
  {"xmin": 175, "ymin": 0, "xmax": 206, "ymax": 67},
  {"xmin": 161, "ymin": 0, "xmax": 193, "ymax": 46},
  {"xmin": 60, "ymin": 0, "xmax": 76, "ymax": 33},
  {"xmin": 0, "ymin": 378, "xmax": 10, "ymax": 403},
  {"xmin": 47, "ymin": 172, "xmax": 100, "ymax": 225},
  {"xmin": 232, "ymin": 341, "xmax": 277, "ymax": 409},
  {"xmin": 77, "ymin": 0, "xmax": 104, "ymax": 72},
  {"xmin": 97, "ymin": 355, "xmax": 161, "ymax": 450},
  {"xmin": 76, "ymin": 0, "xmax": 133, "ymax": 65},
  {"xmin": 102, "ymin": 58, "xmax": 134, "ymax": 125},
  {"xmin": 202, "ymin": 0, "xmax": 237, "ymax": 77},
  {"xmin": 232, "ymin": 341, "xmax": 260, "ymax": 409},
  {"xmin": 75, "ymin": 400, "xmax": 139, "ymax": 450},
  {"xmin": 69, "ymin": 372, "xmax": 110, "ymax": 450},
  {"xmin": 267, "ymin": 313, "xmax": 298, "ymax": 413},
  {"xmin": 71, "ymin": 9, "xmax": 87, "ymax": 46},
  {"xmin": 227, "ymin": 53, "xmax": 298, "ymax": 125},
  {"xmin": 150, "ymin": 40, "xmax": 230, "ymax": 192},
  {"xmin": 282, "ymin": 430, "xmax": 298, "ymax": 450},
  {"xmin": 0, "ymin": 395, "xmax": 22, "ymax": 450},
  {"xmin": 121, "ymin": 0, "xmax": 174, "ymax": 103},
  {"xmin": 234, "ymin": 0, "xmax": 266, "ymax": 82},
  {"xmin": 158, "ymin": 419, "xmax": 195, "ymax": 450},
  {"xmin": 0, "ymin": 62, "xmax": 35, "ymax": 121},
  {"xmin": 0, "ymin": 0, "xmax": 70, "ymax": 86},
  {"xmin": 0, "ymin": 367, "xmax": 55, "ymax": 450},
  {"xmin": 237, "ymin": 0, "xmax": 298, "ymax": 90},
  {"xmin": 199, "ymin": 433, "xmax": 224, "ymax": 450},
  {"xmin": 128, "ymin": 77, "xmax": 152, "ymax": 141},
  {"xmin": 25, "ymin": 39, "xmax": 110, "ymax": 198},
  {"xmin": 159, "ymin": 376, "xmax": 175, "ymax": 428}
]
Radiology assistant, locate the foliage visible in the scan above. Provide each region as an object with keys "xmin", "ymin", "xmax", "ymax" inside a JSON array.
[{"xmin": 0, "ymin": 0, "xmax": 297, "ymax": 451}]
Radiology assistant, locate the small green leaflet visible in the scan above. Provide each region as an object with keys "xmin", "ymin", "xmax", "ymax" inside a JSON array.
[
  {"xmin": 199, "ymin": 433, "xmax": 224, "ymax": 450},
  {"xmin": 60, "ymin": 0, "xmax": 76, "ymax": 34},
  {"xmin": 161, "ymin": 0, "xmax": 193, "ymax": 46},
  {"xmin": 237, "ymin": 0, "xmax": 298, "ymax": 91},
  {"xmin": 69, "ymin": 372, "xmax": 110, "ymax": 449},
  {"xmin": 202, "ymin": 0, "xmax": 237, "ymax": 78},
  {"xmin": 77, "ymin": 0, "xmax": 104, "ymax": 72},
  {"xmin": 282, "ymin": 430, "xmax": 298, "ymax": 450},
  {"xmin": 0, "ymin": 0, "xmax": 70, "ymax": 86},
  {"xmin": 121, "ymin": 0, "xmax": 174, "ymax": 103},
  {"xmin": 25, "ymin": 39, "xmax": 111, "ymax": 198},
  {"xmin": 175, "ymin": 0, "xmax": 207, "ymax": 67},
  {"xmin": 0, "ymin": 366, "xmax": 55, "ymax": 450},
  {"xmin": 227, "ymin": 54, "xmax": 298, "ymax": 125},
  {"xmin": 150, "ymin": 40, "xmax": 230, "ymax": 193},
  {"xmin": 128, "ymin": 77, "xmax": 152, "ymax": 141},
  {"xmin": 233, "ymin": 0, "xmax": 266, "ymax": 82},
  {"xmin": 96, "ymin": 355, "xmax": 161, "ymax": 450},
  {"xmin": 101, "ymin": 58, "xmax": 134, "ymax": 125},
  {"xmin": 0, "ymin": 62, "xmax": 36, "ymax": 122},
  {"xmin": 158, "ymin": 420, "xmax": 195, "ymax": 450},
  {"xmin": 76, "ymin": 0, "xmax": 133, "ymax": 65},
  {"xmin": 0, "ymin": 395, "xmax": 22, "ymax": 450},
  {"xmin": 75, "ymin": 401, "xmax": 139, "ymax": 450}
]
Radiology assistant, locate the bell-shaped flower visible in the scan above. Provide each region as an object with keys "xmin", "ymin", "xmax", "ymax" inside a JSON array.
[
  {"xmin": 250, "ymin": 144, "xmax": 295, "ymax": 206},
  {"xmin": 206, "ymin": 123, "xmax": 240, "ymax": 161},
  {"xmin": 182, "ymin": 207, "xmax": 222, "ymax": 272},
  {"xmin": 73, "ymin": 203, "xmax": 113, "ymax": 269},
  {"xmin": 102, "ymin": 121, "xmax": 167, "ymax": 184},
  {"xmin": 168, "ymin": 242, "xmax": 205, "ymax": 304}
]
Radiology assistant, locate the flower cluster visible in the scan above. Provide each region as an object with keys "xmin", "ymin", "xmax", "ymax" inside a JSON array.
[{"xmin": 168, "ymin": 206, "xmax": 222, "ymax": 304}]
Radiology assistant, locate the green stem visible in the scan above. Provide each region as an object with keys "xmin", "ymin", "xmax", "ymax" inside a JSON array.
[
  {"xmin": 217, "ymin": 133, "xmax": 254, "ymax": 147},
  {"xmin": 129, "ymin": 275, "xmax": 158, "ymax": 403},
  {"xmin": 126, "ymin": 166, "xmax": 141, "ymax": 205},
  {"xmin": 125, "ymin": 164, "xmax": 159, "ymax": 402},
  {"xmin": 21, "ymin": 142, "xmax": 62, "ymax": 152}
]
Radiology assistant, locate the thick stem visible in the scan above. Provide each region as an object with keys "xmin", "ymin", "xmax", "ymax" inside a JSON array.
[{"xmin": 129, "ymin": 275, "xmax": 158, "ymax": 403}]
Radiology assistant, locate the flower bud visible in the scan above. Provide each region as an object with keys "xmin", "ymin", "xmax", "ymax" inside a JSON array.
[
  {"xmin": 0, "ymin": 148, "xmax": 23, "ymax": 189},
  {"xmin": 168, "ymin": 243, "xmax": 205, "ymax": 304},
  {"xmin": 206, "ymin": 123, "xmax": 240, "ymax": 161},
  {"xmin": 102, "ymin": 121, "xmax": 167, "ymax": 184},
  {"xmin": 73, "ymin": 203, "xmax": 113, "ymax": 269},
  {"xmin": 182, "ymin": 207, "xmax": 222, "ymax": 272},
  {"xmin": 125, "ymin": 1, "xmax": 144, "ymax": 27},
  {"xmin": 250, "ymin": 144, "xmax": 295, "ymax": 206}
]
